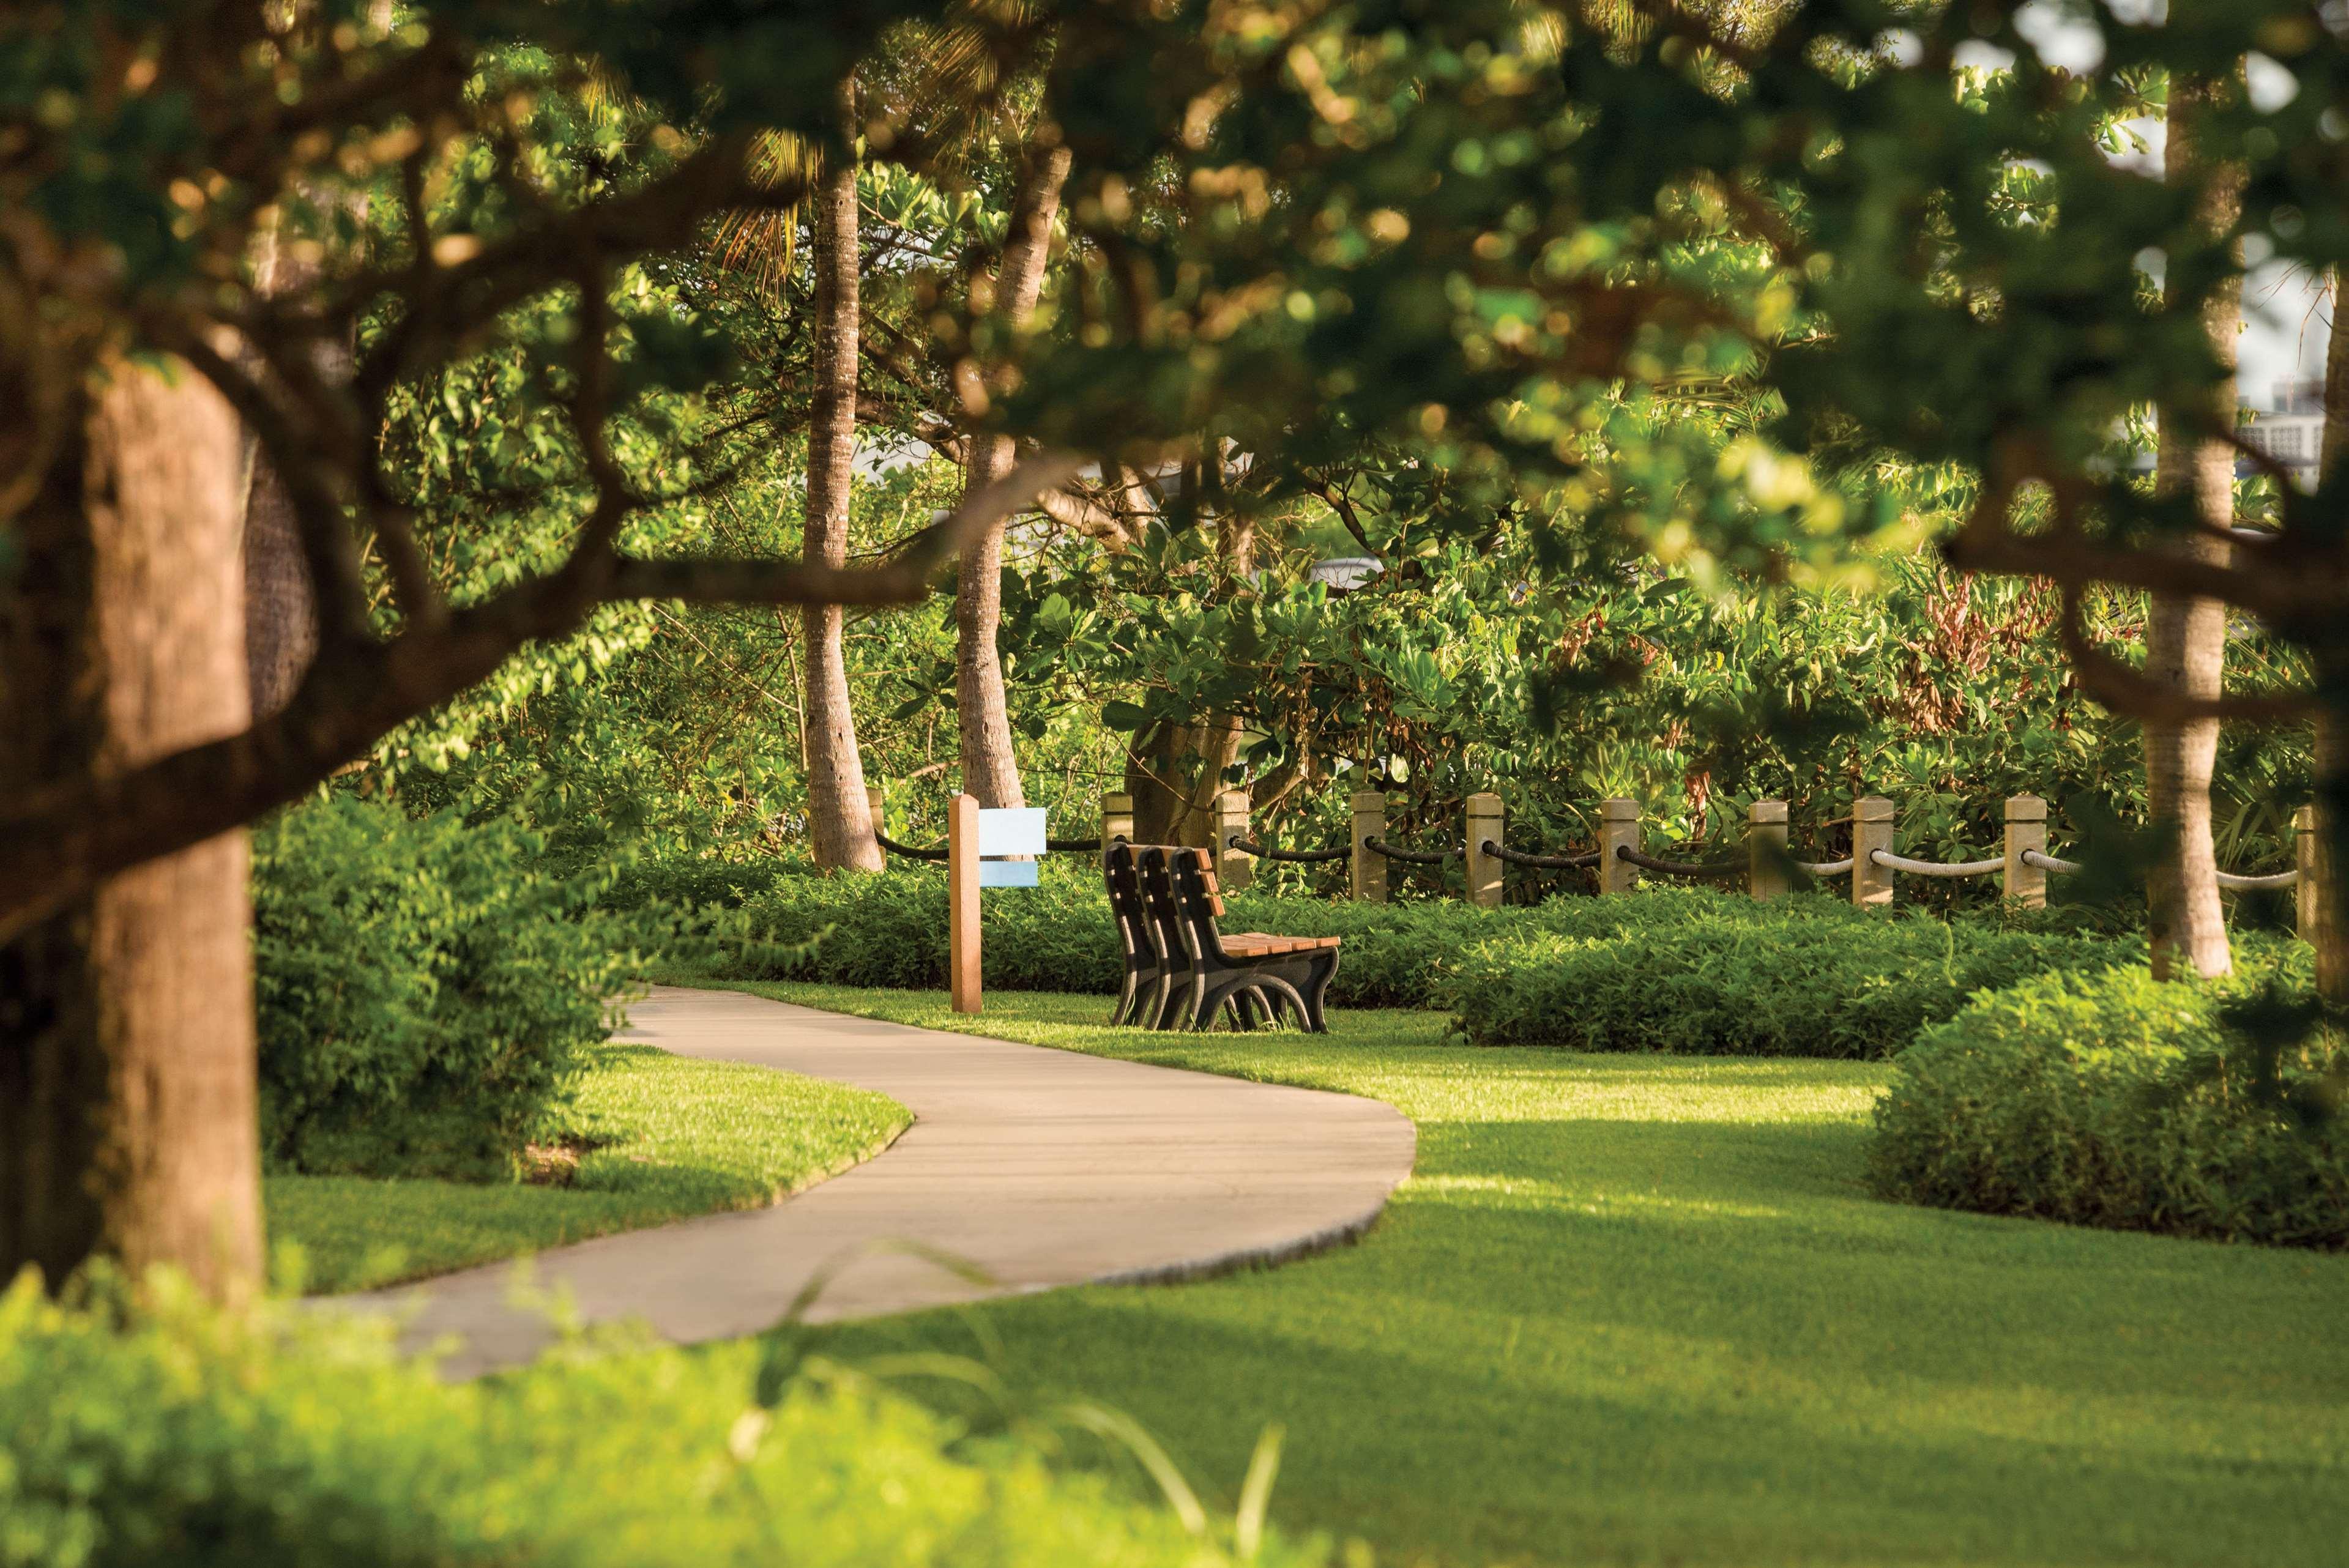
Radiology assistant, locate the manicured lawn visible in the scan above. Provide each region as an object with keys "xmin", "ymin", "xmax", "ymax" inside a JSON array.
[
  {"xmin": 268, "ymin": 1039, "xmax": 909, "ymax": 1293},
  {"xmin": 699, "ymin": 981, "xmax": 2349, "ymax": 1568}
]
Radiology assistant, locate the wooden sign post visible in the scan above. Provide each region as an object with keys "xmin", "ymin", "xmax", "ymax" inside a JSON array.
[{"xmin": 947, "ymin": 794, "xmax": 1048, "ymax": 1014}]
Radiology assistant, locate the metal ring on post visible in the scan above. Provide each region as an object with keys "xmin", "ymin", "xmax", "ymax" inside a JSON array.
[
  {"xmin": 1228, "ymin": 834, "xmax": 1353, "ymax": 864},
  {"xmin": 1481, "ymin": 839, "xmax": 1601, "ymax": 871},
  {"xmin": 1867, "ymin": 849, "xmax": 2001, "ymax": 878},
  {"xmin": 1614, "ymin": 844, "xmax": 1743, "ymax": 879}
]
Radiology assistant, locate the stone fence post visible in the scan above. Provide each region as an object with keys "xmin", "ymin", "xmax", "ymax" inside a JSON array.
[
  {"xmin": 2003, "ymin": 795, "xmax": 2047, "ymax": 908},
  {"xmin": 1465, "ymin": 792, "xmax": 1504, "ymax": 909},
  {"xmin": 1852, "ymin": 795, "xmax": 1895, "ymax": 909},
  {"xmin": 1748, "ymin": 800, "xmax": 1788, "ymax": 901},
  {"xmin": 1598, "ymin": 798, "xmax": 1640, "ymax": 895}
]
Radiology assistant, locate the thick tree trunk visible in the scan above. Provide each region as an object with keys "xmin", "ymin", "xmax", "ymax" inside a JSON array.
[
  {"xmin": 2145, "ymin": 75, "xmax": 2239, "ymax": 982},
  {"xmin": 800, "ymin": 102, "xmax": 883, "ymax": 872},
  {"xmin": 955, "ymin": 141, "xmax": 1073, "ymax": 809},
  {"xmin": 2312, "ymin": 274, "xmax": 2349, "ymax": 1005},
  {"xmin": 1, "ymin": 356, "xmax": 261, "ymax": 1297}
]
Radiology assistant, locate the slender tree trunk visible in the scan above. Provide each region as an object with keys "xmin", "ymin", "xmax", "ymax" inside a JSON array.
[
  {"xmin": 2145, "ymin": 75, "xmax": 2240, "ymax": 981},
  {"xmin": 955, "ymin": 141, "xmax": 1073, "ymax": 809},
  {"xmin": 800, "ymin": 95, "xmax": 882, "ymax": 872},
  {"xmin": 2312, "ymin": 275, "xmax": 2349, "ymax": 1005},
  {"xmin": 1, "ymin": 355, "xmax": 261, "ymax": 1297}
]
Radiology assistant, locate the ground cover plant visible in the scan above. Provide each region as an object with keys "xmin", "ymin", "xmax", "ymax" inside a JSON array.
[
  {"xmin": 0, "ymin": 1269, "xmax": 1318, "ymax": 1568},
  {"xmin": 695, "ymin": 982, "xmax": 2349, "ymax": 1568},
  {"xmin": 266, "ymin": 1038, "xmax": 907, "ymax": 1293},
  {"xmin": 1875, "ymin": 953, "xmax": 2349, "ymax": 1247}
]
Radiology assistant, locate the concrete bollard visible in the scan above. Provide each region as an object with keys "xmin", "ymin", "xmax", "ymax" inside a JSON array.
[
  {"xmin": 1216, "ymin": 788, "xmax": 1254, "ymax": 891},
  {"xmin": 866, "ymin": 785, "xmax": 887, "ymax": 871},
  {"xmin": 1102, "ymin": 791, "xmax": 1134, "ymax": 853},
  {"xmin": 1748, "ymin": 800, "xmax": 1789, "ymax": 901},
  {"xmin": 1852, "ymin": 795, "xmax": 1894, "ymax": 909},
  {"xmin": 2004, "ymin": 795, "xmax": 2048, "ymax": 908},
  {"xmin": 1598, "ymin": 798, "xmax": 1640, "ymax": 895},
  {"xmin": 1350, "ymin": 789, "xmax": 1388, "ymax": 904},
  {"xmin": 1466, "ymin": 792, "xmax": 1505, "ymax": 910}
]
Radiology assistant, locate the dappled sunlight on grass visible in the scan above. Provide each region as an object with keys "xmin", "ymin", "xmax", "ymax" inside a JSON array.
[{"xmin": 701, "ymin": 981, "xmax": 2349, "ymax": 1568}]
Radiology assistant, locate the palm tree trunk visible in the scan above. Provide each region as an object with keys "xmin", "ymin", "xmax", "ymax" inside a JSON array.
[
  {"xmin": 801, "ymin": 91, "xmax": 882, "ymax": 872},
  {"xmin": 2145, "ymin": 73, "xmax": 2240, "ymax": 982},
  {"xmin": 955, "ymin": 141, "xmax": 1074, "ymax": 809},
  {"xmin": 1, "ymin": 355, "xmax": 262, "ymax": 1297}
]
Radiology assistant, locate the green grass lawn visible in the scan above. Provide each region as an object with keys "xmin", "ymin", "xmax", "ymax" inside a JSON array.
[
  {"xmin": 691, "ymin": 981, "xmax": 2349, "ymax": 1568},
  {"xmin": 268, "ymin": 1039, "xmax": 909, "ymax": 1293}
]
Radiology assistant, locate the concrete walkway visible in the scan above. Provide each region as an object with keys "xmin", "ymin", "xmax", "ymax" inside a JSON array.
[{"xmin": 339, "ymin": 986, "xmax": 1415, "ymax": 1377}]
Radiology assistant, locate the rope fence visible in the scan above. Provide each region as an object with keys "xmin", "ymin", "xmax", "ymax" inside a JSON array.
[{"xmin": 861, "ymin": 781, "xmax": 2321, "ymax": 945}]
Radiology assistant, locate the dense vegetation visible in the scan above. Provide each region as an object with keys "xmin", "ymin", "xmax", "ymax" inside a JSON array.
[
  {"xmin": 253, "ymin": 798, "xmax": 652, "ymax": 1181},
  {"xmin": 0, "ymin": 1271, "xmax": 1315, "ymax": 1568},
  {"xmin": 1874, "ymin": 956, "xmax": 2349, "ymax": 1247}
]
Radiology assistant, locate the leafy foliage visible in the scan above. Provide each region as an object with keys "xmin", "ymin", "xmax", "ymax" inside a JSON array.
[
  {"xmin": 251, "ymin": 797, "xmax": 647, "ymax": 1180},
  {"xmin": 0, "ymin": 1269, "xmax": 1320, "ymax": 1568},
  {"xmin": 1872, "ymin": 957, "xmax": 2349, "ymax": 1247},
  {"xmin": 1447, "ymin": 893, "xmax": 2165, "ymax": 1056}
]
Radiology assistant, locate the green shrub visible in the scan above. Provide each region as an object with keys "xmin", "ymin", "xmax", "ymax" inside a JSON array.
[
  {"xmin": 0, "ymin": 1269, "xmax": 1323, "ymax": 1568},
  {"xmin": 719, "ymin": 860, "xmax": 1653, "ymax": 1006},
  {"xmin": 1869, "ymin": 956, "xmax": 2349, "ymax": 1246},
  {"xmin": 253, "ymin": 797, "xmax": 648, "ymax": 1181},
  {"xmin": 709, "ymin": 868, "xmax": 2158, "ymax": 1041},
  {"xmin": 1446, "ymin": 893, "xmax": 2157, "ymax": 1056}
]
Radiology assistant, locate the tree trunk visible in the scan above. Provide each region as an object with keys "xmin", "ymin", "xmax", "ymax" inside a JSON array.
[
  {"xmin": 955, "ymin": 141, "xmax": 1073, "ymax": 809},
  {"xmin": 800, "ymin": 96, "xmax": 883, "ymax": 872},
  {"xmin": 2145, "ymin": 74, "xmax": 2240, "ymax": 982},
  {"xmin": 240, "ymin": 199, "xmax": 340, "ymax": 719},
  {"xmin": 1, "ymin": 355, "xmax": 261, "ymax": 1297},
  {"xmin": 1122, "ymin": 507, "xmax": 1253, "ymax": 847},
  {"xmin": 2312, "ymin": 273, "xmax": 2349, "ymax": 1005}
]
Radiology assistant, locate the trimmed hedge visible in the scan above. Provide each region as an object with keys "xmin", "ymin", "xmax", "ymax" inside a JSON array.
[
  {"xmin": 716, "ymin": 860, "xmax": 1706, "ymax": 1007},
  {"xmin": 0, "ymin": 1269, "xmax": 1322, "ymax": 1568},
  {"xmin": 1445, "ymin": 894, "xmax": 2155, "ymax": 1057},
  {"xmin": 1870, "ymin": 955, "xmax": 2349, "ymax": 1247},
  {"xmin": 705, "ymin": 866, "xmax": 2146, "ymax": 1052},
  {"xmin": 253, "ymin": 798, "xmax": 650, "ymax": 1181}
]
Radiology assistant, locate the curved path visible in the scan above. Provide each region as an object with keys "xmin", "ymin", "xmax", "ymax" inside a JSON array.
[{"xmin": 340, "ymin": 986, "xmax": 1415, "ymax": 1377}]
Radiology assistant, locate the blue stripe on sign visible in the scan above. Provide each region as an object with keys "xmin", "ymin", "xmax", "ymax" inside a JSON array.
[
  {"xmin": 977, "ymin": 859, "xmax": 1040, "ymax": 888},
  {"xmin": 975, "ymin": 807, "xmax": 1048, "ymax": 857}
]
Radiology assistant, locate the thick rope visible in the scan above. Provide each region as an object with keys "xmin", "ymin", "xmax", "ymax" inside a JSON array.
[
  {"xmin": 2020, "ymin": 847, "xmax": 2293, "ymax": 890},
  {"xmin": 1868, "ymin": 849, "xmax": 2001, "ymax": 878},
  {"xmin": 875, "ymin": 830, "xmax": 1100, "ymax": 860},
  {"xmin": 1795, "ymin": 857, "xmax": 1855, "ymax": 877},
  {"xmin": 1615, "ymin": 844, "xmax": 1741, "ymax": 879},
  {"xmin": 1362, "ymin": 834, "xmax": 1461, "ymax": 866},
  {"xmin": 1227, "ymin": 834, "xmax": 1353, "ymax": 864},
  {"xmin": 1481, "ymin": 839, "xmax": 1600, "ymax": 870}
]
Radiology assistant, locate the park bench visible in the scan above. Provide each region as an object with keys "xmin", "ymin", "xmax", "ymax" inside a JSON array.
[{"xmin": 1103, "ymin": 844, "xmax": 1339, "ymax": 1032}]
